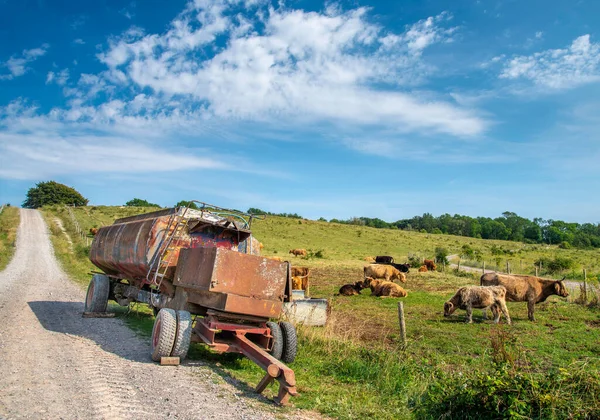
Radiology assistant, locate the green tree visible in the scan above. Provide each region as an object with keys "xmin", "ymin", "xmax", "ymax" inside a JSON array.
[
  {"xmin": 175, "ymin": 200, "xmax": 198, "ymax": 209},
  {"xmin": 125, "ymin": 198, "xmax": 160, "ymax": 207},
  {"xmin": 22, "ymin": 181, "xmax": 88, "ymax": 208}
]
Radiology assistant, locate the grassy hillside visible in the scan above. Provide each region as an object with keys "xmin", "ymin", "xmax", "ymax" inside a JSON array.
[
  {"xmin": 0, "ymin": 206, "xmax": 19, "ymax": 271},
  {"xmin": 42, "ymin": 205, "xmax": 600, "ymax": 419}
]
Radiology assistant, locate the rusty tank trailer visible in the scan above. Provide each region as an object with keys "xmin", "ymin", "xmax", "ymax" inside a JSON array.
[{"xmin": 85, "ymin": 202, "xmax": 298, "ymax": 404}]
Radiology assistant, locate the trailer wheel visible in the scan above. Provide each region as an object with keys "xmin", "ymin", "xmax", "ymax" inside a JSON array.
[
  {"xmin": 279, "ymin": 321, "xmax": 297, "ymax": 364},
  {"xmin": 171, "ymin": 311, "xmax": 192, "ymax": 360},
  {"xmin": 151, "ymin": 308, "xmax": 177, "ymax": 362},
  {"xmin": 84, "ymin": 274, "xmax": 110, "ymax": 313},
  {"xmin": 266, "ymin": 321, "xmax": 283, "ymax": 360}
]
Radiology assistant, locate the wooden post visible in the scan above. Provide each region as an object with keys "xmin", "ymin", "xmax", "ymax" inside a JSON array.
[
  {"xmin": 535, "ymin": 266, "xmax": 539, "ymax": 277},
  {"xmin": 584, "ymin": 268, "xmax": 587, "ymax": 280},
  {"xmin": 583, "ymin": 268, "xmax": 588, "ymax": 300},
  {"xmin": 506, "ymin": 261, "xmax": 510, "ymax": 274},
  {"xmin": 442, "ymin": 260, "xmax": 445, "ymax": 272},
  {"xmin": 457, "ymin": 258, "xmax": 460, "ymax": 272},
  {"xmin": 397, "ymin": 302, "xmax": 406, "ymax": 350},
  {"xmin": 482, "ymin": 261, "xmax": 485, "ymax": 274},
  {"xmin": 520, "ymin": 260, "xmax": 522, "ymax": 271}
]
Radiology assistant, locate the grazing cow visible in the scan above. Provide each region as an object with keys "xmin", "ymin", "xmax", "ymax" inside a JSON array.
[
  {"xmin": 423, "ymin": 259, "xmax": 437, "ymax": 271},
  {"xmin": 365, "ymin": 278, "xmax": 408, "ymax": 298},
  {"xmin": 89, "ymin": 227, "xmax": 99, "ymax": 235},
  {"xmin": 418, "ymin": 265, "xmax": 428, "ymax": 272},
  {"xmin": 392, "ymin": 263, "xmax": 410, "ymax": 273},
  {"xmin": 364, "ymin": 264, "xmax": 406, "ymax": 283},
  {"xmin": 267, "ymin": 256, "xmax": 283, "ymax": 262},
  {"xmin": 375, "ymin": 255, "xmax": 394, "ymax": 264},
  {"xmin": 289, "ymin": 248, "xmax": 307, "ymax": 257},
  {"xmin": 336, "ymin": 280, "xmax": 368, "ymax": 296},
  {"xmin": 444, "ymin": 286, "xmax": 511, "ymax": 324},
  {"xmin": 480, "ymin": 273, "xmax": 569, "ymax": 321},
  {"xmin": 364, "ymin": 256, "xmax": 376, "ymax": 263}
]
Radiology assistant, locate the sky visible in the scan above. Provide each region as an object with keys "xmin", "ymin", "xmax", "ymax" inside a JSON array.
[{"xmin": 0, "ymin": 0, "xmax": 599, "ymax": 223}]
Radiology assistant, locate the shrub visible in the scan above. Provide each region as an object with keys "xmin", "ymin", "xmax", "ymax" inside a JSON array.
[
  {"xmin": 126, "ymin": 198, "xmax": 160, "ymax": 207},
  {"xmin": 434, "ymin": 247, "xmax": 449, "ymax": 266},
  {"xmin": 23, "ymin": 181, "xmax": 88, "ymax": 208},
  {"xmin": 559, "ymin": 241, "xmax": 572, "ymax": 249},
  {"xmin": 416, "ymin": 360, "xmax": 600, "ymax": 419},
  {"xmin": 175, "ymin": 200, "xmax": 199, "ymax": 209}
]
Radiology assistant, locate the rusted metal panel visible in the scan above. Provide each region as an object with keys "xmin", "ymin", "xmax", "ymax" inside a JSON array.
[
  {"xmin": 174, "ymin": 247, "xmax": 286, "ymax": 317},
  {"xmin": 89, "ymin": 208, "xmax": 251, "ymax": 282}
]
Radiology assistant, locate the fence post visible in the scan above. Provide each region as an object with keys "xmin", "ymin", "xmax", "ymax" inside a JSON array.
[
  {"xmin": 506, "ymin": 261, "xmax": 510, "ymax": 274},
  {"xmin": 457, "ymin": 258, "xmax": 460, "ymax": 272},
  {"xmin": 482, "ymin": 261, "xmax": 485, "ymax": 274},
  {"xmin": 535, "ymin": 266, "xmax": 539, "ymax": 277},
  {"xmin": 397, "ymin": 302, "xmax": 406, "ymax": 350}
]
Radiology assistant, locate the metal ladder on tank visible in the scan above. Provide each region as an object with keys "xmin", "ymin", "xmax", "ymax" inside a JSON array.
[{"xmin": 146, "ymin": 206, "xmax": 192, "ymax": 288}]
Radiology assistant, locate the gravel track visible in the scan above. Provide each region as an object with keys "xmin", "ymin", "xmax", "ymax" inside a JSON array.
[{"xmin": 0, "ymin": 209, "xmax": 291, "ymax": 420}]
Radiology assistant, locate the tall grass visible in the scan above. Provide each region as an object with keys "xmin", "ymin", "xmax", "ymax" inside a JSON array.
[{"xmin": 0, "ymin": 206, "xmax": 19, "ymax": 271}]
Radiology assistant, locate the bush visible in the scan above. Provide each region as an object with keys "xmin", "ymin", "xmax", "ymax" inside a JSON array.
[
  {"xmin": 125, "ymin": 198, "xmax": 160, "ymax": 207},
  {"xmin": 175, "ymin": 200, "xmax": 198, "ymax": 209},
  {"xmin": 535, "ymin": 256, "xmax": 577, "ymax": 274},
  {"xmin": 435, "ymin": 247, "xmax": 449, "ymax": 266},
  {"xmin": 23, "ymin": 181, "xmax": 88, "ymax": 208},
  {"xmin": 559, "ymin": 241, "xmax": 572, "ymax": 249},
  {"xmin": 415, "ymin": 360, "xmax": 600, "ymax": 419}
]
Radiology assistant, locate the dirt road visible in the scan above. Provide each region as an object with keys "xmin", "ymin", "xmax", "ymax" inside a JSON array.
[{"xmin": 0, "ymin": 209, "xmax": 284, "ymax": 419}]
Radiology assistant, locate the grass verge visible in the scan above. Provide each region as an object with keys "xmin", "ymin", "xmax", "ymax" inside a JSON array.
[{"xmin": 0, "ymin": 206, "xmax": 20, "ymax": 271}]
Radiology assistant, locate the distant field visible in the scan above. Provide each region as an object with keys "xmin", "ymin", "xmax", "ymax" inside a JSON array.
[{"xmin": 42, "ymin": 205, "xmax": 600, "ymax": 419}]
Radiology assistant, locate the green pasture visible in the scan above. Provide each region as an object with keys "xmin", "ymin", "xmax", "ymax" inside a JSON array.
[{"xmin": 40, "ymin": 205, "xmax": 600, "ymax": 419}]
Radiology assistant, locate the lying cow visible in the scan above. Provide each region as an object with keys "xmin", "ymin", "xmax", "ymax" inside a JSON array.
[
  {"xmin": 423, "ymin": 259, "xmax": 436, "ymax": 271},
  {"xmin": 364, "ymin": 256, "xmax": 376, "ymax": 263},
  {"xmin": 289, "ymin": 248, "xmax": 307, "ymax": 257},
  {"xmin": 480, "ymin": 273, "xmax": 569, "ymax": 321},
  {"xmin": 336, "ymin": 280, "xmax": 368, "ymax": 296},
  {"xmin": 444, "ymin": 286, "xmax": 511, "ymax": 324},
  {"xmin": 375, "ymin": 255, "xmax": 394, "ymax": 264},
  {"xmin": 418, "ymin": 265, "xmax": 428, "ymax": 272},
  {"xmin": 365, "ymin": 278, "xmax": 408, "ymax": 298},
  {"xmin": 392, "ymin": 263, "xmax": 410, "ymax": 273},
  {"xmin": 364, "ymin": 264, "xmax": 406, "ymax": 283}
]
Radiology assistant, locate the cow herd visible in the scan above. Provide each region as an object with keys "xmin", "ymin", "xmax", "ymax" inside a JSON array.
[{"xmin": 336, "ymin": 255, "xmax": 570, "ymax": 324}]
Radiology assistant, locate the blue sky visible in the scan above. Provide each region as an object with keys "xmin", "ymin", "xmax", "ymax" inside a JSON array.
[{"xmin": 1, "ymin": 0, "xmax": 599, "ymax": 223}]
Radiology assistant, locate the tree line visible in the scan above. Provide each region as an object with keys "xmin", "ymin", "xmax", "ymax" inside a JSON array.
[{"xmin": 329, "ymin": 211, "xmax": 600, "ymax": 249}]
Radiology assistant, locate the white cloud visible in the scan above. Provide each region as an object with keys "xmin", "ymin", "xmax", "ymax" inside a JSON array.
[
  {"xmin": 46, "ymin": 68, "xmax": 70, "ymax": 85},
  {"xmin": 91, "ymin": 2, "xmax": 480, "ymax": 137},
  {"xmin": 73, "ymin": 38, "xmax": 86, "ymax": 45},
  {"xmin": 0, "ymin": 44, "xmax": 50, "ymax": 80},
  {"xmin": 500, "ymin": 34, "xmax": 600, "ymax": 89}
]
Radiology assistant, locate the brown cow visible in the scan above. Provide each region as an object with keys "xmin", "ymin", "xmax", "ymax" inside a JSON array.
[
  {"xmin": 291, "ymin": 267, "xmax": 310, "ymax": 295},
  {"xmin": 336, "ymin": 280, "xmax": 368, "ymax": 296},
  {"xmin": 89, "ymin": 227, "xmax": 99, "ymax": 235},
  {"xmin": 418, "ymin": 265, "xmax": 428, "ymax": 272},
  {"xmin": 444, "ymin": 286, "xmax": 511, "ymax": 324},
  {"xmin": 480, "ymin": 273, "xmax": 569, "ymax": 321},
  {"xmin": 364, "ymin": 264, "xmax": 405, "ymax": 283},
  {"xmin": 364, "ymin": 256, "xmax": 376, "ymax": 263},
  {"xmin": 423, "ymin": 259, "xmax": 437, "ymax": 271},
  {"xmin": 267, "ymin": 256, "xmax": 283, "ymax": 262},
  {"xmin": 289, "ymin": 248, "xmax": 307, "ymax": 257},
  {"xmin": 365, "ymin": 278, "xmax": 408, "ymax": 298}
]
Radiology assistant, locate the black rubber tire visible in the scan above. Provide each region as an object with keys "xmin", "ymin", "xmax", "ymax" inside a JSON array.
[
  {"xmin": 267, "ymin": 321, "xmax": 283, "ymax": 360},
  {"xmin": 171, "ymin": 311, "xmax": 192, "ymax": 360},
  {"xmin": 84, "ymin": 274, "xmax": 110, "ymax": 313},
  {"xmin": 151, "ymin": 308, "xmax": 177, "ymax": 362},
  {"xmin": 279, "ymin": 321, "xmax": 297, "ymax": 364}
]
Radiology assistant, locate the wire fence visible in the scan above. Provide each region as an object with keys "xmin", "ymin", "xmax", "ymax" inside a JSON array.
[{"xmin": 65, "ymin": 205, "xmax": 90, "ymax": 246}]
